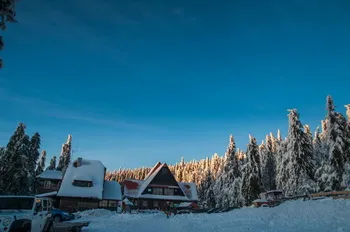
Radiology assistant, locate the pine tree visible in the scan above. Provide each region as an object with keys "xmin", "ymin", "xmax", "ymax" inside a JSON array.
[
  {"xmin": 316, "ymin": 96, "xmax": 350, "ymax": 191},
  {"xmin": 260, "ymin": 134, "xmax": 276, "ymax": 191},
  {"xmin": 0, "ymin": 123, "xmax": 31, "ymax": 195},
  {"xmin": 242, "ymin": 135, "xmax": 263, "ymax": 206},
  {"xmin": 47, "ymin": 156, "xmax": 57, "ymax": 170},
  {"xmin": 0, "ymin": 0, "xmax": 17, "ymax": 68},
  {"xmin": 36, "ymin": 150, "xmax": 46, "ymax": 175},
  {"xmin": 279, "ymin": 109, "xmax": 315, "ymax": 196},
  {"xmin": 29, "ymin": 132, "xmax": 41, "ymax": 194},
  {"xmin": 57, "ymin": 134, "xmax": 72, "ymax": 173}
]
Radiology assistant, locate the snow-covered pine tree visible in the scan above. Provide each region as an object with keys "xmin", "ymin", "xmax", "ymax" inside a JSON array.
[
  {"xmin": 313, "ymin": 127, "xmax": 325, "ymax": 169},
  {"xmin": 316, "ymin": 96, "xmax": 350, "ymax": 191},
  {"xmin": 216, "ymin": 134, "xmax": 242, "ymax": 208},
  {"xmin": 56, "ymin": 134, "xmax": 72, "ymax": 172},
  {"xmin": 36, "ymin": 150, "xmax": 46, "ymax": 175},
  {"xmin": 344, "ymin": 104, "xmax": 350, "ymax": 122},
  {"xmin": 278, "ymin": 109, "xmax": 316, "ymax": 196},
  {"xmin": 0, "ymin": 0, "xmax": 17, "ymax": 68},
  {"xmin": 198, "ymin": 169, "xmax": 215, "ymax": 208},
  {"xmin": 260, "ymin": 134, "xmax": 276, "ymax": 191},
  {"xmin": 0, "ymin": 123, "xmax": 31, "ymax": 195},
  {"xmin": 29, "ymin": 132, "xmax": 41, "ymax": 194},
  {"xmin": 241, "ymin": 135, "xmax": 263, "ymax": 206},
  {"xmin": 47, "ymin": 156, "xmax": 57, "ymax": 170}
]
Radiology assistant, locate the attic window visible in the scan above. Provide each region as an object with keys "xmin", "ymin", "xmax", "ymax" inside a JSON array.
[{"xmin": 72, "ymin": 180, "xmax": 93, "ymax": 187}]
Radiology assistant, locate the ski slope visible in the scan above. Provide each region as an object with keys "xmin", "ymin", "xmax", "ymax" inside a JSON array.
[{"xmin": 78, "ymin": 199, "xmax": 350, "ymax": 232}]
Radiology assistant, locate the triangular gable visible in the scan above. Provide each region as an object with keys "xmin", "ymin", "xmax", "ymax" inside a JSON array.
[
  {"xmin": 137, "ymin": 163, "xmax": 187, "ymax": 198},
  {"xmin": 144, "ymin": 162, "xmax": 162, "ymax": 180}
]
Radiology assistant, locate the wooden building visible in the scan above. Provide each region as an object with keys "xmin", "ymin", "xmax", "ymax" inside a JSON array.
[
  {"xmin": 123, "ymin": 162, "xmax": 198, "ymax": 210},
  {"xmin": 36, "ymin": 158, "xmax": 122, "ymax": 212}
]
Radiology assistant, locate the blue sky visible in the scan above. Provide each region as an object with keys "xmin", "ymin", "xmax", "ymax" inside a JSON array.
[{"xmin": 1, "ymin": 0, "xmax": 350, "ymax": 170}]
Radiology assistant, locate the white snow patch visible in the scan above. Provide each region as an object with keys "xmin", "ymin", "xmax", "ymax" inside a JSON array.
[
  {"xmin": 103, "ymin": 181, "xmax": 122, "ymax": 201},
  {"xmin": 77, "ymin": 199, "xmax": 350, "ymax": 232}
]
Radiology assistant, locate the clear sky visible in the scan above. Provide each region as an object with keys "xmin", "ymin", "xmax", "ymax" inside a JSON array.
[{"xmin": 1, "ymin": 0, "xmax": 350, "ymax": 170}]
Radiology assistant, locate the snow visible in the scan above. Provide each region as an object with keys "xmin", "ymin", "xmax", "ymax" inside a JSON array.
[
  {"xmin": 36, "ymin": 170, "xmax": 62, "ymax": 180},
  {"xmin": 103, "ymin": 181, "xmax": 122, "ymax": 201},
  {"xmin": 78, "ymin": 199, "xmax": 350, "ymax": 232},
  {"xmin": 35, "ymin": 191, "xmax": 57, "ymax": 197},
  {"xmin": 179, "ymin": 182, "xmax": 198, "ymax": 201},
  {"xmin": 57, "ymin": 158, "xmax": 105, "ymax": 199}
]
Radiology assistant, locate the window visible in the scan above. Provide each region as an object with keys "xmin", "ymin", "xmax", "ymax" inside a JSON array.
[
  {"xmin": 43, "ymin": 181, "xmax": 51, "ymax": 189},
  {"xmin": 142, "ymin": 200, "xmax": 148, "ymax": 207},
  {"xmin": 164, "ymin": 188, "xmax": 174, "ymax": 195},
  {"xmin": 108, "ymin": 201, "xmax": 117, "ymax": 208},
  {"xmin": 147, "ymin": 188, "xmax": 152, "ymax": 193},
  {"xmin": 153, "ymin": 201, "xmax": 159, "ymax": 208},
  {"xmin": 72, "ymin": 180, "xmax": 93, "ymax": 187},
  {"xmin": 99, "ymin": 200, "xmax": 108, "ymax": 207},
  {"xmin": 153, "ymin": 188, "xmax": 163, "ymax": 195}
]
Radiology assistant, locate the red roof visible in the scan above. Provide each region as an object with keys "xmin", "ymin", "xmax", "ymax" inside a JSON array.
[{"xmin": 124, "ymin": 180, "xmax": 139, "ymax": 189}]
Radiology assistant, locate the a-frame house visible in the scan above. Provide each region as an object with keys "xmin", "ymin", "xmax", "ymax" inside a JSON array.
[{"xmin": 123, "ymin": 162, "xmax": 198, "ymax": 210}]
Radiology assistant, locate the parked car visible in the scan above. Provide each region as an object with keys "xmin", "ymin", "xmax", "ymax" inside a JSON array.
[
  {"xmin": 52, "ymin": 208, "xmax": 75, "ymax": 222},
  {"xmin": 0, "ymin": 195, "xmax": 53, "ymax": 232}
]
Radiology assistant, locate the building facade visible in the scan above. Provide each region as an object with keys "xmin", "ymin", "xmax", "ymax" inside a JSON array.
[{"xmin": 123, "ymin": 162, "xmax": 198, "ymax": 210}]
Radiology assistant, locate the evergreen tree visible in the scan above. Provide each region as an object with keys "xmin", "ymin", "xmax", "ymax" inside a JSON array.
[
  {"xmin": 279, "ymin": 109, "xmax": 315, "ymax": 196},
  {"xmin": 242, "ymin": 135, "xmax": 262, "ymax": 206},
  {"xmin": 260, "ymin": 134, "xmax": 276, "ymax": 191},
  {"xmin": 57, "ymin": 134, "xmax": 72, "ymax": 173},
  {"xmin": 29, "ymin": 132, "xmax": 41, "ymax": 194},
  {"xmin": 36, "ymin": 150, "xmax": 46, "ymax": 175},
  {"xmin": 47, "ymin": 156, "xmax": 57, "ymax": 170},
  {"xmin": 0, "ymin": 0, "xmax": 17, "ymax": 68},
  {"xmin": 0, "ymin": 123, "xmax": 31, "ymax": 195},
  {"xmin": 316, "ymin": 96, "xmax": 350, "ymax": 191}
]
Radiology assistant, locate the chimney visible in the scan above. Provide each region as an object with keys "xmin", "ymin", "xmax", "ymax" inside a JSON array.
[
  {"xmin": 74, "ymin": 157, "xmax": 83, "ymax": 167},
  {"xmin": 77, "ymin": 157, "xmax": 82, "ymax": 166}
]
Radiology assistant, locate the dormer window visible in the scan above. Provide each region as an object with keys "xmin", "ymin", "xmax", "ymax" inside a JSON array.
[{"xmin": 72, "ymin": 180, "xmax": 93, "ymax": 187}]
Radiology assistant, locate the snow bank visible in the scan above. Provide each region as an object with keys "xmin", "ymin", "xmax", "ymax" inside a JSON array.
[{"xmin": 80, "ymin": 199, "xmax": 350, "ymax": 232}]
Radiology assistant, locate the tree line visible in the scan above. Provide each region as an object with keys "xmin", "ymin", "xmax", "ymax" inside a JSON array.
[{"xmin": 106, "ymin": 96, "xmax": 350, "ymax": 208}]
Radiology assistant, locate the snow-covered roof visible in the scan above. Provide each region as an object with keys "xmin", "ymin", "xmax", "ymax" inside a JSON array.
[
  {"xmin": 35, "ymin": 191, "xmax": 58, "ymax": 197},
  {"xmin": 36, "ymin": 170, "xmax": 63, "ymax": 180},
  {"xmin": 57, "ymin": 158, "xmax": 106, "ymax": 199},
  {"xmin": 123, "ymin": 163, "xmax": 198, "ymax": 202},
  {"xmin": 177, "ymin": 202, "xmax": 192, "ymax": 208},
  {"xmin": 179, "ymin": 182, "xmax": 198, "ymax": 201},
  {"xmin": 103, "ymin": 181, "xmax": 122, "ymax": 201}
]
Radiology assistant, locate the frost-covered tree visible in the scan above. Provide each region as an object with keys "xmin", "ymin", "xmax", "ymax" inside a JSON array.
[
  {"xmin": 242, "ymin": 135, "xmax": 263, "ymax": 206},
  {"xmin": 36, "ymin": 150, "xmax": 46, "ymax": 175},
  {"xmin": 278, "ymin": 109, "xmax": 315, "ymax": 196},
  {"xmin": 316, "ymin": 96, "xmax": 350, "ymax": 191},
  {"xmin": 260, "ymin": 134, "xmax": 276, "ymax": 191},
  {"xmin": 57, "ymin": 134, "xmax": 72, "ymax": 172},
  {"xmin": 0, "ymin": 123, "xmax": 31, "ymax": 194},
  {"xmin": 313, "ymin": 127, "xmax": 325, "ymax": 169},
  {"xmin": 29, "ymin": 132, "xmax": 41, "ymax": 194},
  {"xmin": 198, "ymin": 169, "xmax": 215, "ymax": 208},
  {"xmin": 47, "ymin": 156, "xmax": 57, "ymax": 170},
  {"xmin": 345, "ymin": 104, "xmax": 350, "ymax": 122},
  {"xmin": 0, "ymin": 0, "xmax": 17, "ymax": 68}
]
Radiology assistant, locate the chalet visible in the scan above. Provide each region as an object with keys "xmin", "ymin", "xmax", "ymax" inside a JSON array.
[
  {"xmin": 36, "ymin": 157, "xmax": 122, "ymax": 212},
  {"xmin": 36, "ymin": 170, "xmax": 63, "ymax": 195},
  {"xmin": 123, "ymin": 162, "xmax": 198, "ymax": 210}
]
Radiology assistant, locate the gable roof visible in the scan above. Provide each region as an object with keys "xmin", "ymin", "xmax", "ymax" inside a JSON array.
[
  {"xmin": 123, "ymin": 162, "xmax": 198, "ymax": 201},
  {"xmin": 57, "ymin": 158, "xmax": 105, "ymax": 199},
  {"xmin": 103, "ymin": 181, "xmax": 122, "ymax": 201},
  {"xmin": 36, "ymin": 170, "xmax": 63, "ymax": 180}
]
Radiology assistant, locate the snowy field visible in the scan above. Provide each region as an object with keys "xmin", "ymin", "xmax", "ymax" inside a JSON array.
[{"xmin": 77, "ymin": 199, "xmax": 350, "ymax": 232}]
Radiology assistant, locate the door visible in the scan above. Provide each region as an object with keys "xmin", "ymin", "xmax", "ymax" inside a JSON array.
[{"xmin": 32, "ymin": 199, "xmax": 43, "ymax": 232}]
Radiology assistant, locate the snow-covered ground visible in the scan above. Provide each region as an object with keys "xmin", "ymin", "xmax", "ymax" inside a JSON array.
[{"xmin": 77, "ymin": 199, "xmax": 350, "ymax": 232}]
